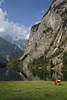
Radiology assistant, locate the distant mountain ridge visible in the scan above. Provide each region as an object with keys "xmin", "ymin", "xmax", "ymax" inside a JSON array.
[
  {"xmin": 13, "ymin": 39, "xmax": 27, "ymax": 51},
  {"xmin": 1, "ymin": 35, "xmax": 27, "ymax": 51},
  {"xmin": 0, "ymin": 37, "xmax": 23, "ymax": 63}
]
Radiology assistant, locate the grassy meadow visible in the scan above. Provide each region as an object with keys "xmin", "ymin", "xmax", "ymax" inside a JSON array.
[{"xmin": 0, "ymin": 81, "xmax": 67, "ymax": 100}]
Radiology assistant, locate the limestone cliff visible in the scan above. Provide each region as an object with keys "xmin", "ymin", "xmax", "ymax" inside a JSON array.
[{"xmin": 19, "ymin": 0, "xmax": 67, "ymax": 80}]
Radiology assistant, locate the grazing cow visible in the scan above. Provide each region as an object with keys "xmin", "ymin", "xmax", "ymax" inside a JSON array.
[{"xmin": 55, "ymin": 80, "xmax": 61, "ymax": 85}]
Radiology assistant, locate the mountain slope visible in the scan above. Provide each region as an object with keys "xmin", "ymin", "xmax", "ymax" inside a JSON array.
[
  {"xmin": 0, "ymin": 37, "xmax": 22, "ymax": 63},
  {"xmin": 2, "ymin": 35, "xmax": 27, "ymax": 51},
  {"xmin": 8, "ymin": 0, "xmax": 67, "ymax": 80},
  {"xmin": 0, "ymin": 67, "xmax": 22, "ymax": 81},
  {"xmin": 0, "ymin": 37, "xmax": 23, "ymax": 81},
  {"xmin": 13, "ymin": 39, "xmax": 27, "ymax": 51}
]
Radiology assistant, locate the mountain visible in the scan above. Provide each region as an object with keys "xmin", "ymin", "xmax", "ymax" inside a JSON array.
[
  {"xmin": 13, "ymin": 39, "xmax": 27, "ymax": 51},
  {"xmin": 2, "ymin": 35, "xmax": 27, "ymax": 51},
  {"xmin": 0, "ymin": 37, "xmax": 23, "ymax": 81},
  {"xmin": 0, "ymin": 37, "xmax": 23, "ymax": 63},
  {"xmin": 8, "ymin": 0, "xmax": 67, "ymax": 80},
  {"xmin": 0, "ymin": 67, "xmax": 22, "ymax": 81}
]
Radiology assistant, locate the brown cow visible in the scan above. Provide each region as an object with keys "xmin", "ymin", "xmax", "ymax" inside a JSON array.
[{"xmin": 54, "ymin": 80, "xmax": 61, "ymax": 85}]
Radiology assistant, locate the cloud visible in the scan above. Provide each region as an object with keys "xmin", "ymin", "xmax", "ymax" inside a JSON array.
[
  {"xmin": 34, "ymin": 21, "xmax": 41, "ymax": 24},
  {"xmin": 0, "ymin": 27, "xmax": 5, "ymax": 32},
  {"xmin": 0, "ymin": 8, "xmax": 30, "ymax": 41},
  {"xmin": 41, "ymin": 8, "xmax": 48, "ymax": 14},
  {"xmin": 25, "ymin": 34, "xmax": 29, "ymax": 40},
  {"xmin": 25, "ymin": 26, "xmax": 31, "ymax": 40},
  {"xmin": 41, "ymin": 10, "xmax": 45, "ymax": 14},
  {"xmin": 0, "ymin": 8, "xmax": 7, "ymax": 19},
  {"xmin": 0, "ymin": 0, "xmax": 4, "ymax": 6}
]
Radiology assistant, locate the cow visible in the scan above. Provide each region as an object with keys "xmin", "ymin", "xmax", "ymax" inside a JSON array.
[{"xmin": 54, "ymin": 80, "xmax": 61, "ymax": 85}]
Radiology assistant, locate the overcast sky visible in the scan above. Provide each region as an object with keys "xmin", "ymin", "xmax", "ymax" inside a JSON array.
[{"xmin": 0, "ymin": 0, "xmax": 52, "ymax": 40}]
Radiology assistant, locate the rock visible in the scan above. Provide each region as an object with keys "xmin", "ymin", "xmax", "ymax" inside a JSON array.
[{"xmin": 19, "ymin": 0, "xmax": 67, "ymax": 80}]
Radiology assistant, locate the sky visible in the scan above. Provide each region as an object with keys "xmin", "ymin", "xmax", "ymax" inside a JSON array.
[{"xmin": 0, "ymin": 0, "xmax": 52, "ymax": 41}]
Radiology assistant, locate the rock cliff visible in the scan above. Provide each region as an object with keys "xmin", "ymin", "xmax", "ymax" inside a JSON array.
[{"xmin": 18, "ymin": 0, "xmax": 67, "ymax": 80}]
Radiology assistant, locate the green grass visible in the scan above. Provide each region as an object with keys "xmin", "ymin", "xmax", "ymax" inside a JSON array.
[{"xmin": 0, "ymin": 81, "xmax": 67, "ymax": 100}]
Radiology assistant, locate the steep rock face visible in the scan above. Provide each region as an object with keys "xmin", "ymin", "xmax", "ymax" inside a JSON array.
[{"xmin": 19, "ymin": 0, "xmax": 67, "ymax": 80}]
